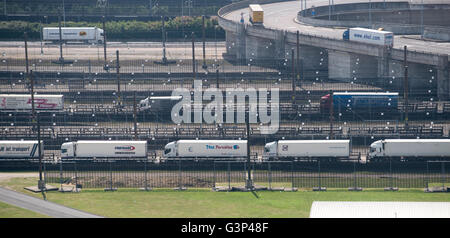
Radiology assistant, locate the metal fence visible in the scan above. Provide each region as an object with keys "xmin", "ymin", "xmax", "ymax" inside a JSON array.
[{"xmin": 37, "ymin": 160, "xmax": 450, "ymax": 190}]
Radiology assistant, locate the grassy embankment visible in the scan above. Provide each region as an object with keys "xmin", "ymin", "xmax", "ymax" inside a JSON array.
[{"xmin": 0, "ymin": 176, "xmax": 449, "ymax": 218}]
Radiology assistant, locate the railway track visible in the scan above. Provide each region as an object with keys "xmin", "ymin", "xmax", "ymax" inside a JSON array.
[
  {"xmin": 1, "ymin": 123, "xmax": 446, "ymax": 148},
  {"xmin": 1, "ymin": 99, "xmax": 449, "ymax": 126}
]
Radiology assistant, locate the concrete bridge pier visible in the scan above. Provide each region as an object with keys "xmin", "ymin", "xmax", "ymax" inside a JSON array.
[
  {"xmin": 437, "ymin": 55, "xmax": 449, "ymax": 100},
  {"xmin": 328, "ymin": 50, "xmax": 378, "ymax": 84},
  {"xmin": 274, "ymin": 30, "xmax": 287, "ymax": 68},
  {"xmin": 377, "ymin": 48, "xmax": 391, "ymax": 86},
  {"xmin": 236, "ymin": 24, "xmax": 247, "ymax": 64},
  {"xmin": 408, "ymin": 62, "xmax": 437, "ymax": 97},
  {"xmin": 245, "ymin": 35, "xmax": 276, "ymax": 66},
  {"xmin": 280, "ymin": 44, "xmax": 328, "ymax": 80},
  {"xmin": 224, "ymin": 31, "xmax": 238, "ymax": 60},
  {"xmin": 379, "ymin": 59, "xmax": 438, "ymax": 97}
]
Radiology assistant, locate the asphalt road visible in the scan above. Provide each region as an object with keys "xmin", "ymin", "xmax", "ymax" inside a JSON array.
[
  {"xmin": 223, "ymin": 0, "xmax": 450, "ymax": 56},
  {"xmin": 0, "ymin": 186, "xmax": 103, "ymax": 218},
  {"xmin": 0, "ymin": 41, "xmax": 227, "ymax": 60}
]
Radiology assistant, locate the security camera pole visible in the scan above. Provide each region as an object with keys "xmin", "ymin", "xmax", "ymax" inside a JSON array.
[
  {"xmin": 192, "ymin": 32, "xmax": 196, "ymax": 80},
  {"xmin": 116, "ymin": 50, "xmax": 121, "ymax": 108},
  {"xmin": 52, "ymin": 15, "xmax": 73, "ymax": 65},
  {"xmin": 24, "ymin": 32, "xmax": 29, "ymax": 81},
  {"xmin": 133, "ymin": 91, "xmax": 138, "ymax": 140},
  {"xmin": 103, "ymin": 16, "xmax": 108, "ymax": 71},
  {"xmin": 154, "ymin": 16, "xmax": 175, "ymax": 65},
  {"xmin": 403, "ymin": 46, "xmax": 409, "ymax": 128},
  {"xmin": 30, "ymin": 70, "xmax": 46, "ymax": 200},
  {"xmin": 202, "ymin": 15, "xmax": 207, "ymax": 70},
  {"xmin": 58, "ymin": 17, "xmax": 64, "ymax": 62}
]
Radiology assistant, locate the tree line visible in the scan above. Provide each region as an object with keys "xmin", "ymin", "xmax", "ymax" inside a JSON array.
[{"xmin": 0, "ymin": 16, "xmax": 225, "ymax": 40}]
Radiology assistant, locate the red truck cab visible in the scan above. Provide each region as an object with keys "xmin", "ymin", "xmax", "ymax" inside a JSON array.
[{"xmin": 320, "ymin": 94, "xmax": 332, "ymax": 113}]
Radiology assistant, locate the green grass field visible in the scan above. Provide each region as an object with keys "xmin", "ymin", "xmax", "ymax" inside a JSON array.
[
  {"xmin": 0, "ymin": 201, "xmax": 49, "ymax": 218},
  {"xmin": 1, "ymin": 177, "xmax": 450, "ymax": 218}
]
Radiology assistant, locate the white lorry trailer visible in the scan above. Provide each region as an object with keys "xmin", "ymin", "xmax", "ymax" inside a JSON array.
[
  {"xmin": 369, "ymin": 139, "xmax": 450, "ymax": 161},
  {"xmin": 0, "ymin": 141, "xmax": 42, "ymax": 159},
  {"xmin": 61, "ymin": 141, "xmax": 147, "ymax": 160},
  {"xmin": 43, "ymin": 27, "xmax": 104, "ymax": 44},
  {"xmin": 163, "ymin": 140, "xmax": 247, "ymax": 159},
  {"xmin": 343, "ymin": 27, "xmax": 394, "ymax": 47},
  {"xmin": 0, "ymin": 94, "xmax": 64, "ymax": 110},
  {"xmin": 264, "ymin": 140, "xmax": 350, "ymax": 160}
]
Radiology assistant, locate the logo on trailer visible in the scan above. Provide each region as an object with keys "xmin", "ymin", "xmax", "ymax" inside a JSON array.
[
  {"xmin": 26, "ymin": 98, "xmax": 58, "ymax": 109},
  {"xmin": 115, "ymin": 145, "xmax": 136, "ymax": 151},
  {"xmin": 282, "ymin": 145, "xmax": 288, "ymax": 151},
  {"xmin": 79, "ymin": 31, "xmax": 87, "ymax": 36},
  {"xmin": 206, "ymin": 144, "xmax": 241, "ymax": 150}
]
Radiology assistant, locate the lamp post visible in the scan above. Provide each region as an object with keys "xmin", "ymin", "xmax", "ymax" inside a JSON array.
[
  {"xmin": 39, "ymin": 20, "xmax": 43, "ymax": 55},
  {"xmin": 403, "ymin": 46, "xmax": 409, "ymax": 128},
  {"xmin": 30, "ymin": 70, "xmax": 46, "ymax": 199},
  {"xmin": 103, "ymin": 16, "xmax": 108, "ymax": 71},
  {"xmin": 369, "ymin": 0, "xmax": 372, "ymax": 28},
  {"xmin": 421, "ymin": 0, "xmax": 424, "ymax": 38},
  {"xmin": 202, "ymin": 15, "xmax": 207, "ymax": 69},
  {"xmin": 245, "ymin": 110, "xmax": 253, "ymax": 190}
]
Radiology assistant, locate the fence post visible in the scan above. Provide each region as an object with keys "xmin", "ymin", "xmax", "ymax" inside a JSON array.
[
  {"xmin": 268, "ymin": 162, "xmax": 272, "ymax": 190},
  {"xmin": 441, "ymin": 161, "xmax": 445, "ymax": 190},
  {"xmin": 178, "ymin": 159, "xmax": 182, "ymax": 189},
  {"xmin": 43, "ymin": 161, "xmax": 47, "ymax": 185},
  {"xmin": 291, "ymin": 161, "xmax": 294, "ymax": 190},
  {"xmin": 353, "ymin": 162, "xmax": 357, "ymax": 189},
  {"xmin": 426, "ymin": 161, "xmax": 429, "ymax": 191},
  {"xmin": 213, "ymin": 161, "xmax": 216, "ymax": 189},
  {"xmin": 109, "ymin": 161, "xmax": 113, "ymax": 190},
  {"xmin": 74, "ymin": 161, "xmax": 78, "ymax": 191},
  {"xmin": 144, "ymin": 159, "xmax": 148, "ymax": 190},
  {"xmin": 228, "ymin": 162, "xmax": 231, "ymax": 191},
  {"xmin": 318, "ymin": 160, "xmax": 321, "ymax": 190},
  {"xmin": 59, "ymin": 159, "xmax": 63, "ymax": 189},
  {"xmin": 390, "ymin": 158, "xmax": 393, "ymax": 189}
]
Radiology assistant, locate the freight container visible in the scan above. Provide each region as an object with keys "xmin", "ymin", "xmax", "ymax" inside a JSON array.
[
  {"xmin": 61, "ymin": 141, "xmax": 147, "ymax": 159},
  {"xmin": 43, "ymin": 27, "xmax": 104, "ymax": 44},
  {"xmin": 0, "ymin": 141, "xmax": 42, "ymax": 159},
  {"xmin": 264, "ymin": 140, "xmax": 350, "ymax": 160},
  {"xmin": 369, "ymin": 139, "xmax": 450, "ymax": 161},
  {"xmin": 163, "ymin": 140, "xmax": 247, "ymax": 159},
  {"xmin": 320, "ymin": 92, "xmax": 398, "ymax": 114}
]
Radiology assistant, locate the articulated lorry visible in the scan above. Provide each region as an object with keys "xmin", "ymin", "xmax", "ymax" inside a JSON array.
[{"xmin": 343, "ymin": 27, "xmax": 394, "ymax": 47}]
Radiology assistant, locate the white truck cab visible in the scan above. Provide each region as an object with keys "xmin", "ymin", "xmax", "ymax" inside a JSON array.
[
  {"xmin": 61, "ymin": 142, "xmax": 75, "ymax": 158},
  {"xmin": 369, "ymin": 140, "xmax": 384, "ymax": 158},
  {"xmin": 163, "ymin": 141, "xmax": 177, "ymax": 157},
  {"xmin": 263, "ymin": 141, "xmax": 277, "ymax": 158}
]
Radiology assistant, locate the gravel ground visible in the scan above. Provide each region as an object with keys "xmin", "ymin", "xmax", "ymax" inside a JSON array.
[{"xmin": 0, "ymin": 172, "xmax": 38, "ymax": 182}]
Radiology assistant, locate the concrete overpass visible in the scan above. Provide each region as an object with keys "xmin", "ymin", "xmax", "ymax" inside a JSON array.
[{"xmin": 218, "ymin": 0, "xmax": 450, "ymax": 100}]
